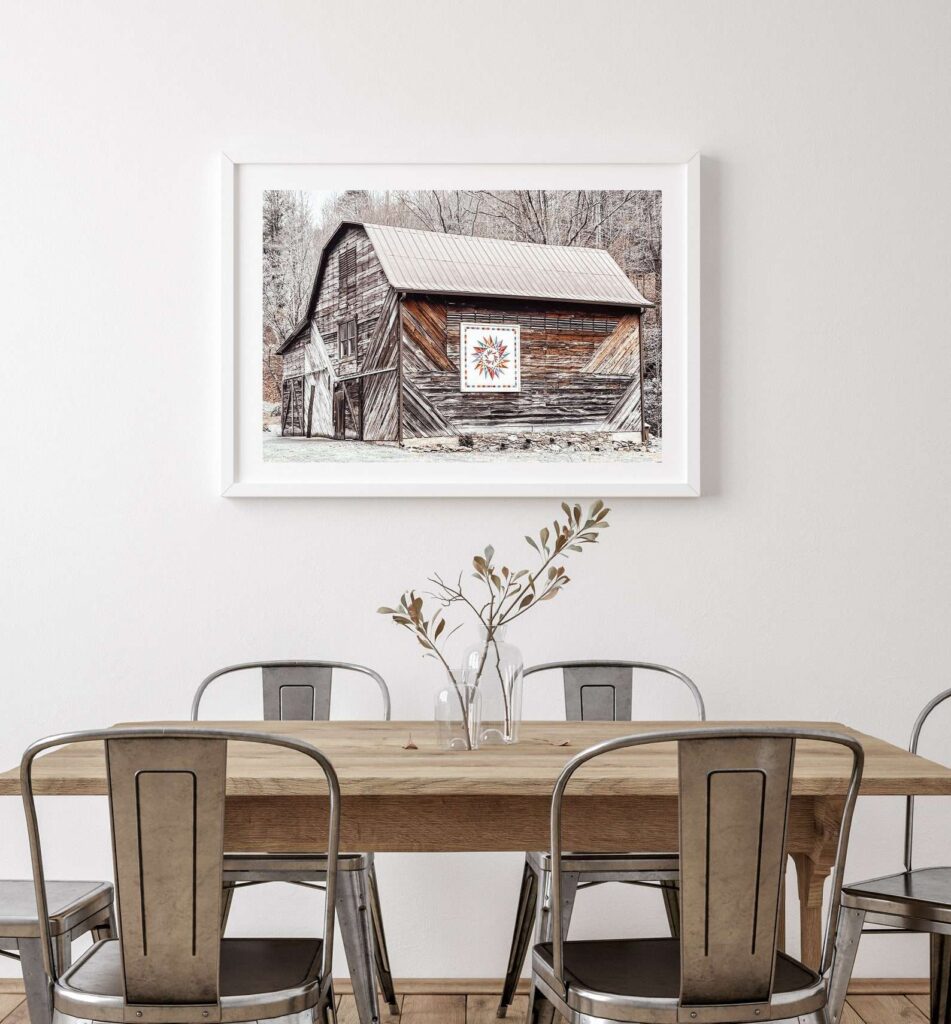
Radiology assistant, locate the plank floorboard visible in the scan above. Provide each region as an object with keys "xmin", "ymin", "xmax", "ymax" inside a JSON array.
[
  {"xmin": 334, "ymin": 994, "xmax": 359, "ymax": 1024},
  {"xmin": 0, "ymin": 1000, "xmax": 27, "ymax": 1024},
  {"xmin": 466, "ymin": 993, "xmax": 526, "ymax": 1023},
  {"xmin": 336, "ymin": 994, "xmax": 404, "ymax": 1023},
  {"xmin": 847, "ymin": 994, "xmax": 929, "ymax": 1022},
  {"xmin": 400, "ymin": 995, "xmax": 465, "ymax": 1024},
  {"xmin": 0, "ymin": 1000, "xmax": 21, "ymax": 1021},
  {"xmin": 842, "ymin": 1002, "xmax": 869, "ymax": 1024},
  {"xmin": 907, "ymin": 992, "xmax": 930, "ymax": 1015}
]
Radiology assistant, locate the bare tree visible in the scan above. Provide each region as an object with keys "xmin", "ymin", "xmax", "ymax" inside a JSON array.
[{"xmin": 262, "ymin": 191, "xmax": 322, "ymax": 403}]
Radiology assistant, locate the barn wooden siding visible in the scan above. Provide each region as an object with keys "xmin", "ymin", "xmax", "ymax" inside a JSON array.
[
  {"xmin": 279, "ymin": 323, "xmax": 334, "ymax": 437},
  {"xmin": 314, "ymin": 224, "xmax": 391, "ymax": 372},
  {"xmin": 398, "ymin": 296, "xmax": 642, "ymax": 432},
  {"xmin": 360, "ymin": 290, "xmax": 401, "ymax": 441},
  {"xmin": 282, "ymin": 344, "xmax": 304, "ymax": 380},
  {"xmin": 281, "ymin": 376, "xmax": 304, "ymax": 434},
  {"xmin": 309, "ymin": 370, "xmax": 333, "ymax": 436}
]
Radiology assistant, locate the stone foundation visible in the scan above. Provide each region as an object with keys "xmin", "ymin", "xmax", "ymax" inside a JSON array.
[{"xmin": 401, "ymin": 430, "xmax": 655, "ymax": 455}]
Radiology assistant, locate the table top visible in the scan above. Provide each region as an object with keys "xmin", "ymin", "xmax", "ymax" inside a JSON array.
[{"xmin": 2, "ymin": 720, "xmax": 949, "ymax": 799}]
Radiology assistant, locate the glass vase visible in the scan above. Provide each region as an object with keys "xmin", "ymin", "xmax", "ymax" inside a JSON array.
[
  {"xmin": 434, "ymin": 680, "xmax": 482, "ymax": 751},
  {"xmin": 460, "ymin": 627, "xmax": 524, "ymax": 745}
]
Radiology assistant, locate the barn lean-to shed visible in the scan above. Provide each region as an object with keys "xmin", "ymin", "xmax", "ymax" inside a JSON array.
[{"xmin": 277, "ymin": 221, "xmax": 653, "ymax": 445}]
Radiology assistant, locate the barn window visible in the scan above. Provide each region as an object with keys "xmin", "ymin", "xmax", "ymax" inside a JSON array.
[
  {"xmin": 338, "ymin": 245, "xmax": 357, "ymax": 302},
  {"xmin": 338, "ymin": 316, "xmax": 358, "ymax": 359}
]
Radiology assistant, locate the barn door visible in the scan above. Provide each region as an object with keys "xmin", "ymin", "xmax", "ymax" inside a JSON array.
[
  {"xmin": 333, "ymin": 385, "xmax": 346, "ymax": 439},
  {"xmin": 281, "ymin": 377, "xmax": 304, "ymax": 436}
]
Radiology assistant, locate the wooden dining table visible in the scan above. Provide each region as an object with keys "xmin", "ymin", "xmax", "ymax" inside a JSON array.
[{"xmin": 2, "ymin": 718, "xmax": 950, "ymax": 1021}]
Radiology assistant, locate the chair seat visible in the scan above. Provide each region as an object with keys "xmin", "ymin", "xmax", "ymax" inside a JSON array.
[
  {"xmin": 0, "ymin": 880, "xmax": 113, "ymax": 938},
  {"xmin": 222, "ymin": 851, "xmax": 371, "ymax": 880},
  {"xmin": 843, "ymin": 866, "xmax": 951, "ymax": 924},
  {"xmin": 56, "ymin": 938, "xmax": 323, "ymax": 1022},
  {"xmin": 533, "ymin": 938, "xmax": 822, "ymax": 1022}
]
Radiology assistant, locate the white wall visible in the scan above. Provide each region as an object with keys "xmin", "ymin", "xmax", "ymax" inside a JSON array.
[{"xmin": 2, "ymin": 0, "xmax": 950, "ymax": 981}]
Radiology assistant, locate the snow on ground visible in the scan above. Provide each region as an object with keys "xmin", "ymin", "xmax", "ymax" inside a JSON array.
[{"xmin": 263, "ymin": 434, "xmax": 663, "ymax": 464}]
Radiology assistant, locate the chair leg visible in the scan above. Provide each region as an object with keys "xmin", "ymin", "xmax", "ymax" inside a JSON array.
[
  {"xmin": 90, "ymin": 904, "xmax": 116, "ymax": 942},
  {"xmin": 525, "ymin": 870, "xmax": 579, "ymax": 1024},
  {"xmin": 529, "ymin": 985, "xmax": 556, "ymax": 1024},
  {"xmin": 365, "ymin": 859, "xmax": 399, "ymax": 1016},
  {"xmin": 498, "ymin": 858, "xmax": 539, "ymax": 1017},
  {"xmin": 18, "ymin": 937, "xmax": 54, "ymax": 1024},
  {"xmin": 659, "ymin": 880, "xmax": 680, "ymax": 938},
  {"xmin": 932, "ymin": 933, "xmax": 951, "ymax": 1023},
  {"xmin": 52, "ymin": 933, "xmax": 71, "ymax": 973},
  {"xmin": 319, "ymin": 980, "xmax": 338, "ymax": 1024},
  {"xmin": 336, "ymin": 867, "xmax": 383, "ymax": 1024},
  {"xmin": 537, "ymin": 869, "xmax": 580, "ymax": 944},
  {"xmin": 826, "ymin": 907, "xmax": 866, "ymax": 1024},
  {"xmin": 220, "ymin": 881, "xmax": 236, "ymax": 935}
]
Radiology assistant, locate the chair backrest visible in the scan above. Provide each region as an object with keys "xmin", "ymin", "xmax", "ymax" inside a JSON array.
[
  {"xmin": 678, "ymin": 735, "xmax": 794, "ymax": 1007},
  {"xmin": 547, "ymin": 727, "xmax": 863, "ymax": 1019},
  {"xmin": 107, "ymin": 734, "xmax": 226, "ymax": 1003},
  {"xmin": 525, "ymin": 660, "xmax": 706, "ymax": 722},
  {"xmin": 190, "ymin": 660, "xmax": 391, "ymax": 722},
  {"xmin": 905, "ymin": 686, "xmax": 951, "ymax": 871},
  {"xmin": 21, "ymin": 728, "xmax": 340, "ymax": 1013}
]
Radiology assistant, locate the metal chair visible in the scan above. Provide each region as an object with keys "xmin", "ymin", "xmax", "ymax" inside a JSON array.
[
  {"xmin": 828, "ymin": 686, "xmax": 951, "ymax": 1024},
  {"xmin": 0, "ymin": 881, "xmax": 115, "ymax": 1024},
  {"xmin": 530, "ymin": 726, "xmax": 865, "ymax": 1024},
  {"xmin": 497, "ymin": 661, "xmax": 706, "ymax": 1017},
  {"xmin": 20, "ymin": 727, "xmax": 340, "ymax": 1024},
  {"xmin": 192, "ymin": 661, "xmax": 398, "ymax": 1023}
]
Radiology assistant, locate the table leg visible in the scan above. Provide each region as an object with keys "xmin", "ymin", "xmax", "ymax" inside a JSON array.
[
  {"xmin": 791, "ymin": 852, "xmax": 829, "ymax": 970},
  {"xmin": 336, "ymin": 866, "xmax": 382, "ymax": 1024},
  {"xmin": 791, "ymin": 797, "xmax": 844, "ymax": 971}
]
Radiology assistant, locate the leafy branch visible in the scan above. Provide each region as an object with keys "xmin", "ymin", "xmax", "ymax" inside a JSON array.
[
  {"xmin": 376, "ymin": 591, "xmax": 473, "ymax": 747},
  {"xmin": 378, "ymin": 500, "xmax": 611, "ymax": 741},
  {"xmin": 431, "ymin": 499, "xmax": 610, "ymax": 632}
]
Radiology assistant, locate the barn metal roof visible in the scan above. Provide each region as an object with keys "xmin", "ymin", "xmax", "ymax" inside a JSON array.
[{"xmin": 362, "ymin": 223, "xmax": 652, "ymax": 308}]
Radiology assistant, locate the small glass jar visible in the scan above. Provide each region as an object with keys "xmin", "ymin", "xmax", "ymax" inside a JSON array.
[
  {"xmin": 460, "ymin": 627, "xmax": 524, "ymax": 745},
  {"xmin": 434, "ymin": 680, "xmax": 482, "ymax": 751}
]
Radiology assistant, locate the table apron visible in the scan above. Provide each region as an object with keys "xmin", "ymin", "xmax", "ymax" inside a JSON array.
[{"xmin": 223, "ymin": 794, "xmax": 842, "ymax": 854}]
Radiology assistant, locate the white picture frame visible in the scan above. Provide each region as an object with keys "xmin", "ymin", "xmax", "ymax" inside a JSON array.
[{"xmin": 221, "ymin": 157, "xmax": 700, "ymax": 497}]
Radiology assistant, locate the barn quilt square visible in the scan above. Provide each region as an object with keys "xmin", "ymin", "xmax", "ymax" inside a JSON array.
[{"xmin": 460, "ymin": 323, "xmax": 521, "ymax": 393}]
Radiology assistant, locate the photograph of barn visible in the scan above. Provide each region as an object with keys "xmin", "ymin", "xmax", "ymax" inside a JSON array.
[{"xmin": 263, "ymin": 190, "xmax": 663, "ymax": 463}]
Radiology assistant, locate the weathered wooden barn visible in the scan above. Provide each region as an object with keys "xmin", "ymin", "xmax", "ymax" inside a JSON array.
[{"xmin": 276, "ymin": 221, "xmax": 653, "ymax": 443}]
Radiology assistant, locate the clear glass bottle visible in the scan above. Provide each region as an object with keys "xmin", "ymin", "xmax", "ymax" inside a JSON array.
[
  {"xmin": 460, "ymin": 627, "xmax": 524, "ymax": 744},
  {"xmin": 434, "ymin": 680, "xmax": 482, "ymax": 751}
]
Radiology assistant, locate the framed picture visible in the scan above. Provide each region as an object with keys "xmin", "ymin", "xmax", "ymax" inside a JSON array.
[{"xmin": 221, "ymin": 157, "xmax": 700, "ymax": 496}]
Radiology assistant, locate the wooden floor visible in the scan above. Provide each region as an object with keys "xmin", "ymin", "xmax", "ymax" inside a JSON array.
[
  {"xmin": 343, "ymin": 989, "xmax": 935, "ymax": 1022},
  {"xmin": 0, "ymin": 985, "xmax": 934, "ymax": 1024}
]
